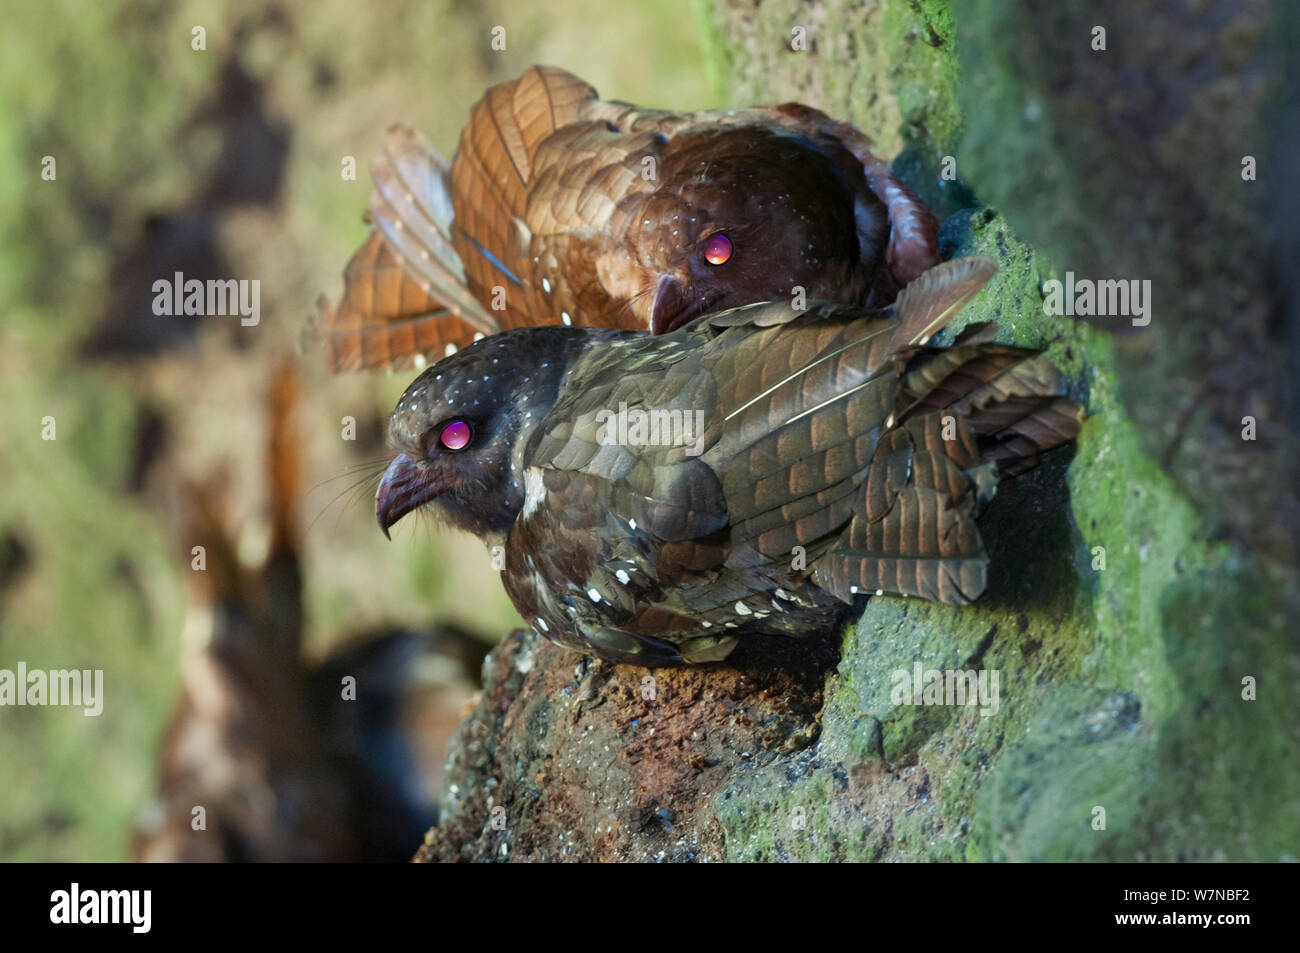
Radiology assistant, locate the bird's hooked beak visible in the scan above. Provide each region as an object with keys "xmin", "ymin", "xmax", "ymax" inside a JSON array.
[
  {"xmin": 650, "ymin": 275, "xmax": 712, "ymax": 335},
  {"xmin": 375, "ymin": 453, "xmax": 449, "ymax": 539}
]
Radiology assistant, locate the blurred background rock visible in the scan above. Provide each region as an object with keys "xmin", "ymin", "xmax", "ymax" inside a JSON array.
[{"xmin": 0, "ymin": 0, "xmax": 717, "ymax": 861}]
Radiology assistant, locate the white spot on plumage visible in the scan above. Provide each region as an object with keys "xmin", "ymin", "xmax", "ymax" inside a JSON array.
[
  {"xmin": 734, "ymin": 601, "xmax": 752, "ymax": 616},
  {"xmin": 561, "ymin": 311, "xmax": 572, "ymax": 326},
  {"xmin": 535, "ymin": 617, "xmax": 549, "ymax": 632},
  {"xmin": 542, "ymin": 277, "xmax": 552, "ymax": 293},
  {"xmin": 616, "ymin": 569, "xmax": 630, "ymax": 584},
  {"xmin": 444, "ymin": 343, "xmax": 458, "ymax": 357},
  {"xmin": 521, "ymin": 467, "xmax": 546, "ymax": 520},
  {"xmin": 587, "ymin": 588, "xmax": 602, "ymax": 603}
]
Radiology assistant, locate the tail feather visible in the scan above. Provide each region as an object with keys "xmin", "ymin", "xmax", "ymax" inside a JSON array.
[
  {"xmin": 977, "ymin": 394, "xmax": 1083, "ymax": 477},
  {"xmin": 812, "ymin": 485, "xmax": 989, "ymax": 605},
  {"xmin": 368, "ymin": 125, "xmax": 499, "ymax": 338},
  {"xmin": 370, "ymin": 130, "xmax": 467, "ymax": 293},
  {"xmin": 811, "ymin": 270, "xmax": 1081, "ymax": 606},
  {"xmin": 314, "ymin": 233, "xmax": 484, "ymax": 372},
  {"xmin": 315, "ymin": 124, "xmax": 500, "ymax": 371},
  {"xmin": 899, "ymin": 345, "xmax": 1082, "ymax": 475},
  {"xmin": 450, "ymin": 66, "xmax": 597, "ymax": 298},
  {"xmin": 317, "ymin": 68, "xmax": 601, "ymax": 372}
]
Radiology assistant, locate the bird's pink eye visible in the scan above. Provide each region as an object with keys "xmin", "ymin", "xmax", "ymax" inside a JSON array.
[
  {"xmin": 704, "ymin": 233, "xmax": 733, "ymax": 265},
  {"xmin": 439, "ymin": 420, "xmax": 472, "ymax": 451}
]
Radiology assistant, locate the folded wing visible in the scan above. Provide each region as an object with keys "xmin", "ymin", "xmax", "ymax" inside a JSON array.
[{"xmin": 530, "ymin": 258, "xmax": 1081, "ymax": 610}]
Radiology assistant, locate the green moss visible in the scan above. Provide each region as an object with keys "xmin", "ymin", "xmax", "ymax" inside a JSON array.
[
  {"xmin": 878, "ymin": 0, "xmax": 964, "ymax": 208},
  {"xmin": 717, "ymin": 761, "xmax": 886, "ymax": 862},
  {"xmin": 1117, "ymin": 563, "xmax": 1300, "ymax": 861}
]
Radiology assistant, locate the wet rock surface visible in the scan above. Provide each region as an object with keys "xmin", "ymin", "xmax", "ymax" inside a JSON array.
[{"xmin": 416, "ymin": 629, "xmax": 836, "ymax": 861}]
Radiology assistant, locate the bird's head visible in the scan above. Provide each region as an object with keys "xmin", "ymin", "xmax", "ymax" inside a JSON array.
[
  {"xmin": 375, "ymin": 328, "xmax": 591, "ymax": 540},
  {"xmin": 630, "ymin": 126, "xmax": 885, "ymax": 334}
]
